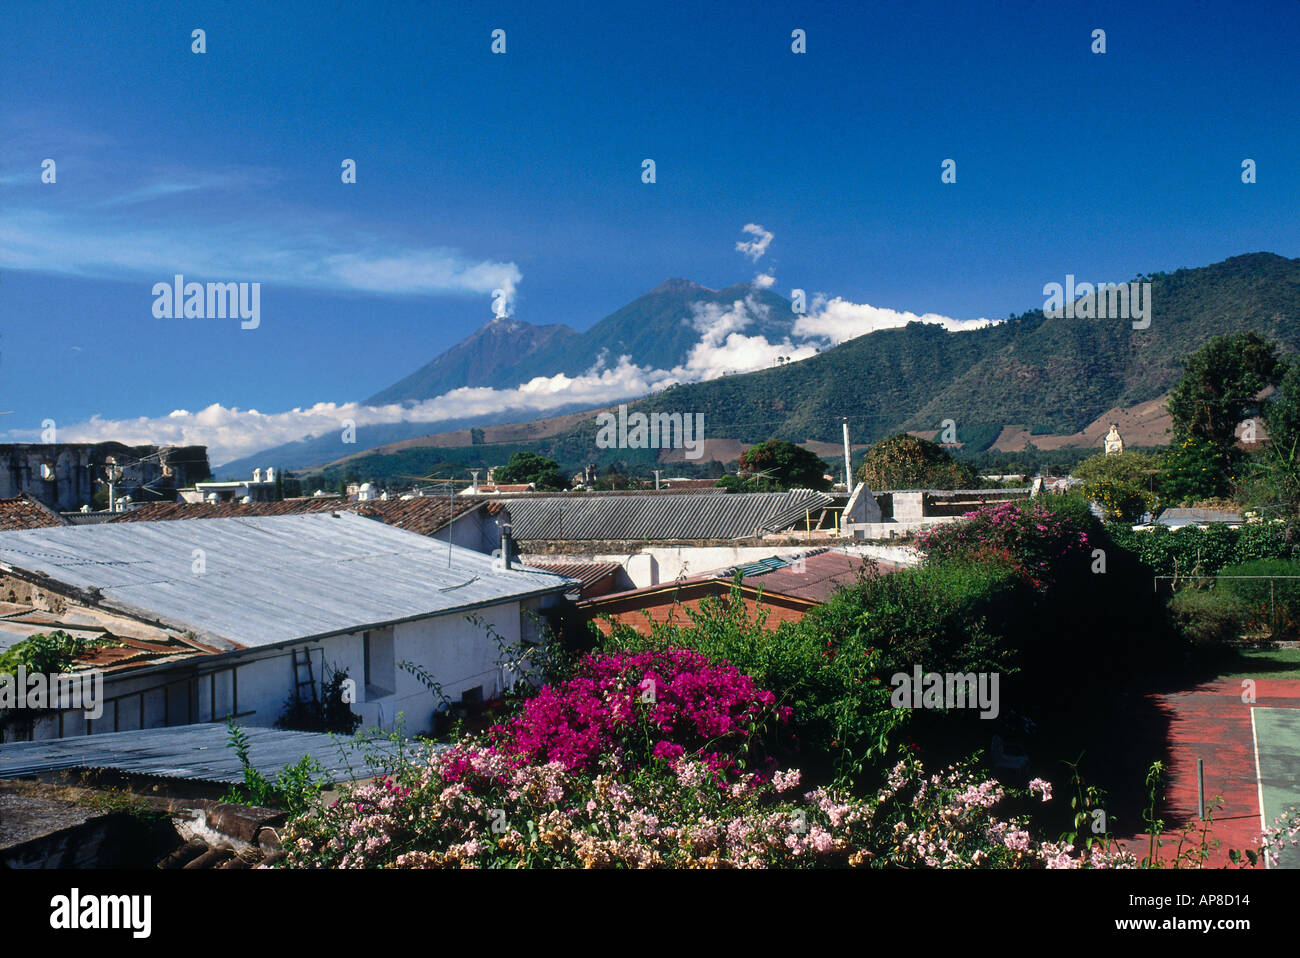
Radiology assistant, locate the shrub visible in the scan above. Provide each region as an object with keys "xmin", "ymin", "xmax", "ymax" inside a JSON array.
[
  {"xmin": 1159, "ymin": 436, "xmax": 1236, "ymax": 504},
  {"xmin": 1216, "ymin": 559, "xmax": 1300, "ymax": 638},
  {"xmin": 470, "ymin": 645, "xmax": 790, "ymax": 781},
  {"xmin": 809, "ymin": 561, "xmax": 1030, "ymax": 680},
  {"xmin": 601, "ymin": 584, "xmax": 905, "ymax": 786},
  {"xmin": 916, "ymin": 498, "xmax": 1179, "ymax": 698},
  {"xmin": 1106, "ymin": 521, "xmax": 1298, "ymax": 580},
  {"xmin": 1233, "ymin": 521, "xmax": 1300, "ymax": 564},
  {"xmin": 1074, "ymin": 451, "xmax": 1161, "ymax": 522},
  {"xmin": 915, "ymin": 498, "xmax": 1099, "ymax": 590},
  {"xmin": 606, "ymin": 565, "xmax": 1038, "ymax": 786},
  {"xmin": 1167, "ymin": 589, "xmax": 1246, "ymax": 647},
  {"xmin": 1081, "ymin": 477, "xmax": 1156, "ymax": 522},
  {"xmin": 0, "ymin": 630, "xmax": 101, "ymax": 675},
  {"xmin": 221, "ymin": 720, "xmax": 329, "ymax": 815},
  {"xmin": 856, "ymin": 433, "xmax": 977, "ymax": 490},
  {"xmin": 279, "ymin": 738, "xmax": 1135, "ymax": 869}
]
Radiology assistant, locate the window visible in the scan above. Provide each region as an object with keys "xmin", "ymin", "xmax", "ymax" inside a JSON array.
[{"xmin": 363, "ymin": 627, "xmax": 395, "ymax": 698}]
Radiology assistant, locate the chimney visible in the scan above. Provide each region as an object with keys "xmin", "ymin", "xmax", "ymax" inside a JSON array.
[{"xmin": 499, "ymin": 522, "xmax": 514, "ymax": 570}]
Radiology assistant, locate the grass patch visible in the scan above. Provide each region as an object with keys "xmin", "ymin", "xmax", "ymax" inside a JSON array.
[{"xmin": 1205, "ymin": 647, "xmax": 1300, "ymax": 681}]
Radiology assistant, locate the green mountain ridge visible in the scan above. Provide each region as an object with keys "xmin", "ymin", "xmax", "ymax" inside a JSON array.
[{"xmin": 307, "ymin": 252, "xmax": 1300, "ymax": 484}]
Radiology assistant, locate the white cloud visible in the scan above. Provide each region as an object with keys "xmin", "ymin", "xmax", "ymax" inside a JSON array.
[
  {"xmin": 4, "ymin": 291, "xmax": 997, "ymax": 465},
  {"xmin": 793, "ymin": 294, "xmax": 1000, "ymax": 344},
  {"xmin": 4, "ymin": 295, "xmax": 814, "ymax": 465},
  {"xmin": 2, "ymin": 359, "xmax": 663, "ymax": 466},
  {"xmin": 734, "ymin": 223, "xmax": 773, "ymax": 262},
  {"xmin": 0, "ymin": 207, "xmax": 520, "ymax": 313}
]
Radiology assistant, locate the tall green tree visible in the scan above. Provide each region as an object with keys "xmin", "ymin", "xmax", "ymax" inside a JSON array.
[
  {"xmin": 1166, "ymin": 332, "xmax": 1282, "ymax": 449},
  {"xmin": 495, "ymin": 451, "xmax": 568, "ymax": 490},
  {"xmin": 1251, "ymin": 360, "xmax": 1300, "ymax": 510},
  {"xmin": 856, "ymin": 434, "xmax": 977, "ymax": 490},
  {"xmin": 734, "ymin": 439, "xmax": 831, "ymax": 491},
  {"xmin": 1074, "ymin": 450, "xmax": 1161, "ymax": 521}
]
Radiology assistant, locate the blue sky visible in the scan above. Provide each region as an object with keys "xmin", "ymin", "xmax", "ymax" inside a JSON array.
[{"xmin": 1, "ymin": 0, "xmax": 1297, "ymax": 463}]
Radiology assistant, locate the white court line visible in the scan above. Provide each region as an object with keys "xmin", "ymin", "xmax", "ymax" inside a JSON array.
[{"xmin": 1251, "ymin": 706, "xmax": 1268, "ymax": 869}]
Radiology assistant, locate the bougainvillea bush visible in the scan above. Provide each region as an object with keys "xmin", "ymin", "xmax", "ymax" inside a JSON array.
[
  {"xmin": 914, "ymin": 498, "xmax": 1098, "ymax": 590},
  {"xmin": 276, "ymin": 645, "xmax": 1292, "ymax": 869},
  {"xmin": 279, "ymin": 739, "xmax": 1136, "ymax": 869},
  {"xmin": 600, "ymin": 586, "xmax": 908, "ymax": 787},
  {"xmin": 469, "ymin": 646, "xmax": 791, "ymax": 779},
  {"xmin": 277, "ymin": 646, "xmax": 1130, "ymax": 869}
]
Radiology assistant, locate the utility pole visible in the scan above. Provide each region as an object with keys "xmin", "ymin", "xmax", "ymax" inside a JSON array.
[{"xmin": 842, "ymin": 418, "xmax": 853, "ymax": 493}]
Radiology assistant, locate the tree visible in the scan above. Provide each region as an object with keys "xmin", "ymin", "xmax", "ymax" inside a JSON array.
[
  {"xmin": 1167, "ymin": 332, "xmax": 1282, "ymax": 450},
  {"xmin": 495, "ymin": 452, "xmax": 568, "ymax": 490},
  {"xmin": 715, "ymin": 474, "xmax": 777, "ymax": 493},
  {"xmin": 735, "ymin": 439, "xmax": 831, "ymax": 491},
  {"xmin": 1159, "ymin": 436, "xmax": 1234, "ymax": 504},
  {"xmin": 856, "ymin": 434, "xmax": 977, "ymax": 490},
  {"xmin": 1074, "ymin": 450, "xmax": 1160, "ymax": 521},
  {"xmin": 1248, "ymin": 360, "xmax": 1300, "ymax": 511}
]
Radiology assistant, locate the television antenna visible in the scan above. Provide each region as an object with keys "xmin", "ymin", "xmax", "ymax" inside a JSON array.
[
  {"xmin": 394, "ymin": 472, "xmax": 476, "ymax": 567},
  {"xmin": 737, "ymin": 468, "xmax": 778, "ymax": 487}
]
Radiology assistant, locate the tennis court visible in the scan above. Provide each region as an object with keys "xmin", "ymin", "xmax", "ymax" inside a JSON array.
[
  {"xmin": 1112, "ymin": 677, "xmax": 1300, "ymax": 867},
  {"xmin": 1252, "ymin": 706, "xmax": 1300, "ymax": 868}
]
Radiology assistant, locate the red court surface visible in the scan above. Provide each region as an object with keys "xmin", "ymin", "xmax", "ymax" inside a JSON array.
[{"xmin": 1111, "ymin": 678, "xmax": 1300, "ymax": 868}]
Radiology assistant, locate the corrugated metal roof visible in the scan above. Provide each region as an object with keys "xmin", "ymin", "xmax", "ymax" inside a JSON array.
[
  {"xmin": 0, "ymin": 723, "xmax": 402, "ymax": 785},
  {"xmin": 503, "ymin": 490, "xmax": 834, "ymax": 541},
  {"xmin": 734, "ymin": 556, "xmax": 790, "ymax": 577},
  {"xmin": 0, "ymin": 513, "xmax": 572, "ymax": 649},
  {"xmin": 1156, "ymin": 507, "xmax": 1243, "ymax": 527}
]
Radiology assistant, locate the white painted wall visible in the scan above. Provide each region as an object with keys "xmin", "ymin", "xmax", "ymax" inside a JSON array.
[
  {"xmin": 430, "ymin": 509, "xmax": 500, "ymax": 554},
  {"xmin": 322, "ymin": 598, "xmax": 527, "ymax": 733},
  {"xmin": 519, "ymin": 543, "xmax": 921, "ymax": 590},
  {"xmin": 6, "ymin": 597, "xmax": 547, "ymax": 742}
]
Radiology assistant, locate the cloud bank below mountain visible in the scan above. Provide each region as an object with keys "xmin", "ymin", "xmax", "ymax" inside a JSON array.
[{"xmin": 6, "ymin": 288, "xmax": 998, "ymax": 465}]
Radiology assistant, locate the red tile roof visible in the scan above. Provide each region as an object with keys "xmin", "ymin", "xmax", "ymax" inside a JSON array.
[
  {"xmin": 521, "ymin": 561, "xmax": 622, "ymax": 597},
  {"xmin": 0, "ymin": 494, "xmax": 69, "ymax": 531},
  {"xmin": 742, "ymin": 551, "xmax": 897, "ymax": 603},
  {"xmin": 583, "ymin": 550, "xmax": 898, "ymax": 609}
]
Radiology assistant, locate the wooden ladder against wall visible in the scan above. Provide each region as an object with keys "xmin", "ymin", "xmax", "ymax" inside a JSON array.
[{"xmin": 292, "ymin": 647, "xmax": 319, "ymax": 704}]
